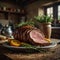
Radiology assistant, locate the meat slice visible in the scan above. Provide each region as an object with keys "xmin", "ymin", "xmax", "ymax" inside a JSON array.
[{"xmin": 29, "ymin": 29, "xmax": 49, "ymax": 45}]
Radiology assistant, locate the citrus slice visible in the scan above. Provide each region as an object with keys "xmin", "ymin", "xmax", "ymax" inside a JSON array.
[
  {"xmin": 10, "ymin": 39, "xmax": 21, "ymax": 47},
  {"xmin": 45, "ymin": 38, "xmax": 51, "ymax": 43}
]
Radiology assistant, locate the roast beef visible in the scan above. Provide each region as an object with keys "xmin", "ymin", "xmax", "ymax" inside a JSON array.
[{"xmin": 13, "ymin": 25, "xmax": 50, "ymax": 46}]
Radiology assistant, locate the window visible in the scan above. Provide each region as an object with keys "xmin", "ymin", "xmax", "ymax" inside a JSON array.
[
  {"xmin": 47, "ymin": 7, "xmax": 53, "ymax": 18},
  {"xmin": 58, "ymin": 5, "xmax": 60, "ymax": 20},
  {"xmin": 44, "ymin": 2, "xmax": 60, "ymax": 26}
]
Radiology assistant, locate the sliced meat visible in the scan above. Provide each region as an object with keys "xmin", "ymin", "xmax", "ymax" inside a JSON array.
[
  {"xmin": 13, "ymin": 25, "xmax": 50, "ymax": 46},
  {"xmin": 29, "ymin": 29, "xmax": 49, "ymax": 45}
]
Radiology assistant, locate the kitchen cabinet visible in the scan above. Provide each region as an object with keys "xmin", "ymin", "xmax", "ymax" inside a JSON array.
[{"xmin": 51, "ymin": 27, "xmax": 60, "ymax": 39}]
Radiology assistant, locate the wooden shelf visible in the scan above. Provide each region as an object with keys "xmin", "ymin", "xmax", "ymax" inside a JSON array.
[
  {"xmin": 0, "ymin": 6, "xmax": 26, "ymax": 14},
  {"xmin": 0, "ymin": 9, "xmax": 25, "ymax": 14}
]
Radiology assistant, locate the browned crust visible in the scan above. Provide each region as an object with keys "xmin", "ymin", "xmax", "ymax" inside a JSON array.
[{"xmin": 13, "ymin": 25, "xmax": 50, "ymax": 46}]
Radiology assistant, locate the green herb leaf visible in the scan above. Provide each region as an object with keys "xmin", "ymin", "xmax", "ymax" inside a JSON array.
[{"xmin": 34, "ymin": 15, "xmax": 53, "ymax": 23}]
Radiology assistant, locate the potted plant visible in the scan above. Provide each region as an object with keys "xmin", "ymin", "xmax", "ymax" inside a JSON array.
[{"xmin": 34, "ymin": 15, "xmax": 53, "ymax": 39}]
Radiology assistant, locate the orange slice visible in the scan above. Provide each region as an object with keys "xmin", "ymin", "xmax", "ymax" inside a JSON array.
[
  {"xmin": 45, "ymin": 38, "xmax": 51, "ymax": 43},
  {"xmin": 10, "ymin": 39, "xmax": 21, "ymax": 47}
]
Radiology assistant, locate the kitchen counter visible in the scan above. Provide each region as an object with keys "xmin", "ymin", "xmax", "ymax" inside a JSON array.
[
  {"xmin": 0, "ymin": 39, "xmax": 60, "ymax": 60},
  {"xmin": 52, "ymin": 27, "xmax": 60, "ymax": 29}
]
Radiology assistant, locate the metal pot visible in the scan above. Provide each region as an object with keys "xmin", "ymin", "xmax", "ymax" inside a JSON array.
[{"xmin": 1, "ymin": 24, "xmax": 13, "ymax": 38}]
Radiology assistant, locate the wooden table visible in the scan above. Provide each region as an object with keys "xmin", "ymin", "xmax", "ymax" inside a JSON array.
[{"xmin": 0, "ymin": 39, "xmax": 60, "ymax": 60}]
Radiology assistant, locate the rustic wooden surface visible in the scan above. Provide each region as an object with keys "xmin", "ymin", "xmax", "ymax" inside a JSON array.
[{"xmin": 0, "ymin": 39, "xmax": 60, "ymax": 60}]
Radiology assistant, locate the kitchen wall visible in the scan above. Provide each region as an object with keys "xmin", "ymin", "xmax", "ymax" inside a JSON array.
[
  {"xmin": 0, "ymin": 1, "xmax": 20, "ymax": 8},
  {"xmin": 0, "ymin": 1, "xmax": 21, "ymax": 26},
  {"xmin": 25, "ymin": 0, "xmax": 58, "ymax": 20}
]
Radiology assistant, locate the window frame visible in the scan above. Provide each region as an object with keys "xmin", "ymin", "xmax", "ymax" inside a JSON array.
[
  {"xmin": 58, "ymin": 5, "xmax": 60, "ymax": 20},
  {"xmin": 44, "ymin": 2, "xmax": 60, "ymax": 26}
]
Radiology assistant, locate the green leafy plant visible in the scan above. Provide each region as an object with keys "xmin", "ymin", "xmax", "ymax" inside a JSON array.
[
  {"xmin": 34, "ymin": 15, "xmax": 52, "ymax": 23},
  {"xmin": 17, "ymin": 21, "xmax": 35, "ymax": 27}
]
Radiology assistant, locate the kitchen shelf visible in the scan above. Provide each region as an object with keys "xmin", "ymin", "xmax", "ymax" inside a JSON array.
[
  {"xmin": 0, "ymin": 7, "xmax": 26, "ymax": 23},
  {"xmin": 0, "ymin": 8, "xmax": 25, "ymax": 14}
]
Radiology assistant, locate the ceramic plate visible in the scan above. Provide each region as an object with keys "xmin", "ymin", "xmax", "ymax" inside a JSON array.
[
  {"xmin": 3, "ymin": 41, "xmax": 57, "ymax": 49},
  {"xmin": 36, "ymin": 41, "xmax": 57, "ymax": 49}
]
